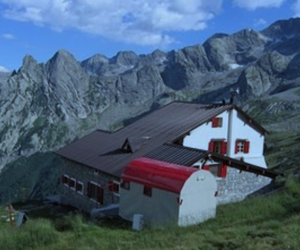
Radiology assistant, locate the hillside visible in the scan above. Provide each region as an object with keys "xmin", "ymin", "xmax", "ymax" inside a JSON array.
[
  {"xmin": 1, "ymin": 177, "xmax": 300, "ymax": 250},
  {"xmin": 1, "ymin": 17, "xmax": 300, "ymax": 201}
]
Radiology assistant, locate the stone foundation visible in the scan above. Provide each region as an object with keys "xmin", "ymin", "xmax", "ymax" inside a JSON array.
[{"xmin": 216, "ymin": 167, "xmax": 272, "ymax": 204}]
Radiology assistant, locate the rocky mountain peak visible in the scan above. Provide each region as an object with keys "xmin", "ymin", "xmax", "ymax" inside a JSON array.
[
  {"xmin": 110, "ymin": 51, "xmax": 139, "ymax": 66},
  {"xmin": 81, "ymin": 54, "xmax": 109, "ymax": 75},
  {"xmin": 262, "ymin": 17, "xmax": 300, "ymax": 38},
  {"xmin": 2, "ymin": 16, "xmax": 300, "ymax": 177},
  {"xmin": 21, "ymin": 54, "xmax": 38, "ymax": 73},
  {"xmin": 48, "ymin": 49, "xmax": 78, "ymax": 65}
]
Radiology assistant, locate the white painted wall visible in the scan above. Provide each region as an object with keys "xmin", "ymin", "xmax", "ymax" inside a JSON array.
[
  {"xmin": 119, "ymin": 170, "xmax": 217, "ymax": 227},
  {"xmin": 179, "ymin": 170, "xmax": 217, "ymax": 226},
  {"xmin": 228, "ymin": 109, "xmax": 267, "ymax": 168},
  {"xmin": 119, "ymin": 182, "xmax": 179, "ymax": 226},
  {"xmin": 182, "ymin": 108, "xmax": 267, "ymax": 169},
  {"xmin": 183, "ymin": 111, "xmax": 229, "ymax": 151}
]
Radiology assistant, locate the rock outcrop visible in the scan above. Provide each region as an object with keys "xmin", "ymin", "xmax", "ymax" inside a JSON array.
[{"xmin": 1, "ymin": 17, "xmax": 300, "ymax": 172}]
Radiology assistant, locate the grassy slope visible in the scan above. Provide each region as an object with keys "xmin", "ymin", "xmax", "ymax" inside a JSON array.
[
  {"xmin": 0, "ymin": 177, "xmax": 300, "ymax": 250},
  {"xmin": 1, "ymin": 94, "xmax": 300, "ymax": 249}
]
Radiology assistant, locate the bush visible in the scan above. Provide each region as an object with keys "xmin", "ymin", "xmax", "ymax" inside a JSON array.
[{"xmin": 54, "ymin": 213, "xmax": 85, "ymax": 232}]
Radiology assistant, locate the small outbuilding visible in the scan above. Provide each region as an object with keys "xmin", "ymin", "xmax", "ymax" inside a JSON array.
[{"xmin": 119, "ymin": 157, "xmax": 218, "ymax": 227}]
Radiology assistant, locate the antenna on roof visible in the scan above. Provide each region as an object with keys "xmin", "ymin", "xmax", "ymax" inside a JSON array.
[{"xmin": 230, "ymin": 87, "xmax": 240, "ymax": 104}]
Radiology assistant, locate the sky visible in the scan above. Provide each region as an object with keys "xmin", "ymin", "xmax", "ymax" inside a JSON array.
[{"xmin": 0, "ymin": 0, "xmax": 299, "ymax": 72}]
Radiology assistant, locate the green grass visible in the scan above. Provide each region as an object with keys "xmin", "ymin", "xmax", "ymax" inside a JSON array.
[
  {"xmin": 1, "ymin": 178, "xmax": 300, "ymax": 250},
  {"xmin": 265, "ymin": 130, "xmax": 300, "ymax": 174}
]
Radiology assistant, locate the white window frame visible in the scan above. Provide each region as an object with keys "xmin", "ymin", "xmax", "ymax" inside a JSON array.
[
  {"xmin": 89, "ymin": 181, "xmax": 101, "ymax": 203},
  {"xmin": 63, "ymin": 174, "xmax": 69, "ymax": 187},
  {"xmin": 76, "ymin": 181, "xmax": 84, "ymax": 195},
  {"xmin": 69, "ymin": 177, "xmax": 76, "ymax": 191}
]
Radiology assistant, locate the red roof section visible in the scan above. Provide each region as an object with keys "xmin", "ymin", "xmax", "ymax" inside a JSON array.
[{"xmin": 122, "ymin": 157, "xmax": 198, "ymax": 194}]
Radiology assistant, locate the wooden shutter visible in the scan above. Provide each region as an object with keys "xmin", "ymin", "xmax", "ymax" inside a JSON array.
[
  {"xmin": 208, "ymin": 140, "xmax": 214, "ymax": 152},
  {"xmin": 87, "ymin": 182, "xmax": 92, "ymax": 198},
  {"xmin": 108, "ymin": 181, "xmax": 114, "ymax": 191},
  {"xmin": 221, "ymin": 141, "xmax": 227, "ymax": 155},
  {"xmin": 212, "ymin": 117, "xmax": 218, "ymax": 127},
  {"xmin": 235, "ymin": 140, "xmax": 239, "ymax": 154},
  {"xmin": 202, "ymin": 165, "xmax": 210, "ymax": 170},
  {"xmin": 97, "ymin": 186, "xmax": 104, "ymax": 204},
  {"xmin": 113, "ymin": 183, "xmax": 119, "ymax": 193},
  {"xmin": 244, "ymin": 141, "xmax": 250, "ymax": 153},
  {"xmin": 219, "ymin": 164, "xmax": 227, "ymax": 178}
]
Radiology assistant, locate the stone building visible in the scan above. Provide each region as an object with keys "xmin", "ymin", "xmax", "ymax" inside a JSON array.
[{"xmin": 56, "ymin": 102, "xmax": 282, "ymax": 213}]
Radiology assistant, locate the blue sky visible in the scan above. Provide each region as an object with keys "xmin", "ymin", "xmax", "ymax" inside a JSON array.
[{"xmin": 0, "ymin": 0, "xmax": 299, "ymax": 72}]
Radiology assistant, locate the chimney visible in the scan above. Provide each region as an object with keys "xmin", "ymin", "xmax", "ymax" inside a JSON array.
[{"xmin": 230, "ymin": 87, "xmax": 239, "ymax": 104}]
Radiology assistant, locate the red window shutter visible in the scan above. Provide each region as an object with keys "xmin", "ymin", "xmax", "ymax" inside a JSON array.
[
  {"xmin": 219, "ymin": 164, "xmax": 227, "ymax": 178},
  {"xmin": 208, "ymin": 140, "xmax": 214, "ymax": 152},
  {"xmin": 113, "ymin": 183, "xmax": 119, "ymax": 193},
  {"xmin": 212, "ymin": 117, "xmax": 218, "ymax": 127},
  {"xmin": 235, "ymin": 140, "xmax": 239, "ymax": 154},
  {"xmin": 97, "ymin": 186, "xmax": 104, "ymax": 204},
  {"xmin": 244, "ymin": 141, "xmax": 250, "ymax": 153},
  {"xmin": 87, "ymin": 182, "xmax": 92, "ymax": 198},
  {"xmin": 221, "ymin": 141, "xmax": 227, "ymax": 155},
  {"xmin": 108, "ymin": 181, "xmax": 114, "ymax": 191},
  {"xmin": 202, "ymin": 165, "xmax": 210, "ymax": 171}
]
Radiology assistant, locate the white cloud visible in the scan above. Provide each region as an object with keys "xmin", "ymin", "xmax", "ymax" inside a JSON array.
[
  {"xmin": 2, "ymin": 33, "xmax": 15, "ymax": 40},
  {"xmin": 254, "ymin": 18, "xmax": 267, "ymax": 27},
  {"xmin": 0, "ymin": 0, "xmax": 223, "ymax": 47},
  {"xmin": 293, "ymin": 0, "xmax": 300, "ymax": 17},
  {"xmin": 233, "ymin": 0, "xmax": 285, "ymax": 10},
  {"xmin": 0, "ymin": 66, "xmax": 10, "ymax": 72}
]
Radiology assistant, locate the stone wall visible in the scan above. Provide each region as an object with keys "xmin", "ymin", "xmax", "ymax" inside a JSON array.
[
  {"xmin": 59, "ymin": 159, "xmax": 120, "ymax": 213},
  {"xmin": 59, "ymin": 158, "xmax": 272, "ymax": 211},
  {"xmin": 216, "ymin": 167, "xmax": 272, "ymax": 204}
]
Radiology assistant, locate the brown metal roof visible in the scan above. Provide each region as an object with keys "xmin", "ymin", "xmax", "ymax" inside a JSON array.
[
  {"xmin": 56, "ymin": 102, "xmax": 233, "ymax": 177},
  {"xmin": 145, "ymin": 143, "xmax": 207, "ymax": 166}
]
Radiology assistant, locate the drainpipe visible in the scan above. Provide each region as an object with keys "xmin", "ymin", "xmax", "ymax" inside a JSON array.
[{"xmin": 227, "ymin": 109, "xmax": 234, "ymax": 157}]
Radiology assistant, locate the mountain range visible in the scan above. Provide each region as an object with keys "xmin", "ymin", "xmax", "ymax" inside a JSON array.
[{"xmin": 1, "ymin": 18, "xmax": 300, "ymax": 200}]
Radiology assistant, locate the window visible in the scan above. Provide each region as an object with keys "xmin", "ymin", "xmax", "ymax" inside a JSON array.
[
  {"xmin": 62, "ymin": 175, "xmax": 69, "ymax": 186},
  {"xmin": 69, "ymin": 178, "xmax": 76, "ymax": 190},
  {"xmin": 212, "ymin": 117, "xmax": 223, "ymax": 128},
  {"xmin": 121, "ymin": 181, "xmax": 130, "ymax": 190},
  {"xmin": 113, "ymin": 182, "xmax": 119, "ymax": 193},
  {"xmin": 235, "ymin": 140, "xmax": 250, "ymax": 154},
  {"xmin": 76, "ymin": 181, "xmax": 84, "ymax": 195},
  {"xmin": 143, "ymin": 186, "xmax": 152, "ymax": 197},
  {"xmin": 208, "ymin": 140, "xmax": 227, "ymax": 155},
  {"xmin": 108, "ymin": 181, "xmax": 120, "ymax": 196},
  {"xmin": 87, "ymin": 182, "xmax": 104, "ymax": 204}
]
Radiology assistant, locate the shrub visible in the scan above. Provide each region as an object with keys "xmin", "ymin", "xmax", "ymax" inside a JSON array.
[{"xmin": 54, "ymin": 213, "xmax": 85, "ymax": 232}]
